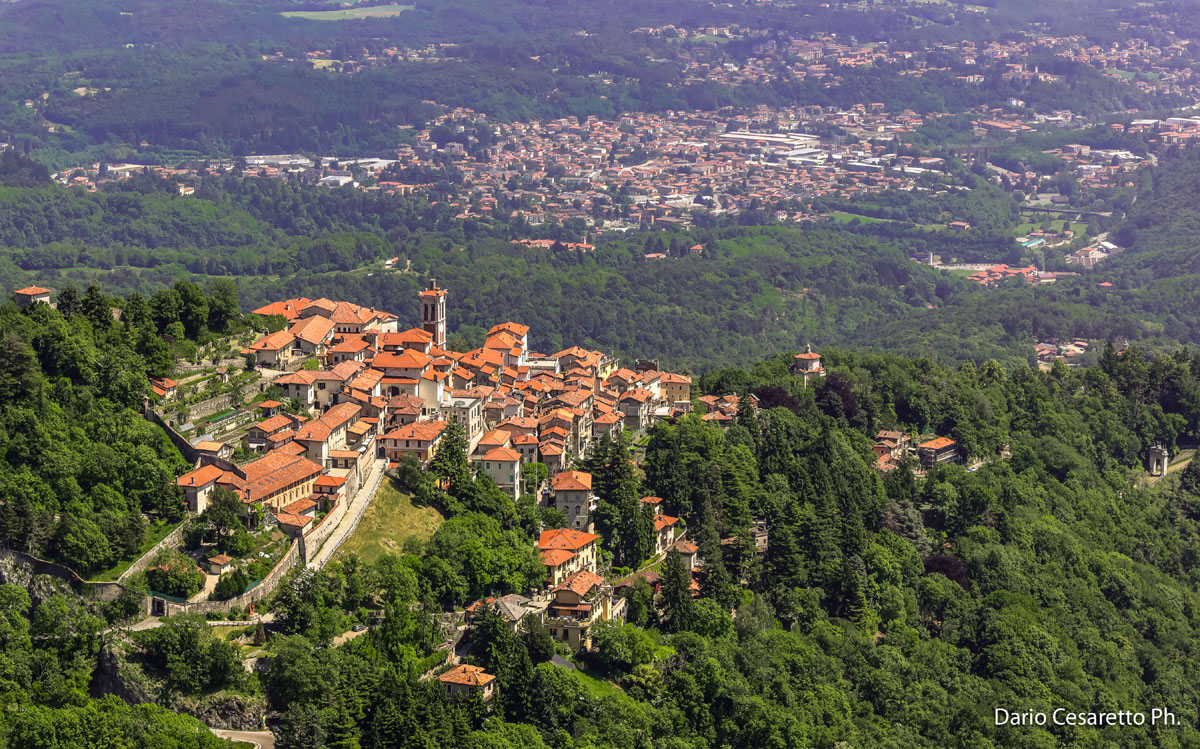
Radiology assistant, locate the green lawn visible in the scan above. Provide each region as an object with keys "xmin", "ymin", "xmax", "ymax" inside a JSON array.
[
  {"xmin": 334, "ymin": 478, "xmax": 444, "ymax": 564},
  {"xmin": 86, "ymin": 520, "xmax": 183, "ymax": 582},
  {"xmin": 571, "ymin": 667, "xmax": 626, "ymax": 700},
  {"xmin": 829, "ymin": 210, "xmax": 890, "ymax": 224},
  {"xmin": 281, "ymin": 4, "xmax": 413, "ymax": 20}
]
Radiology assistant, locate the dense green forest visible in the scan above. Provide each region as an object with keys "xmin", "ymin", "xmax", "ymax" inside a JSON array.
[
  {"xmin": 0, "ymin": 281, "xmax": 243, "ymax": 743},
  {"xmin": 0, "ymin": 279, "xmax": 244, "ymax": 575}
]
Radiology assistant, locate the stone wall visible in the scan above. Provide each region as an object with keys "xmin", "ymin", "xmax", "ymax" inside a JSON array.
[
  {"xmin": 301, "ymin": 498, "xmax": 348, "ymax": 565},
  {"xmin": 185, "ymin": 393, "xmax": 238, "ymax": 422},
  {"xmin": 156, "ymin": 378, "xmax": 268, "ymax": 431},
  {"xmin": 159, "ymin": 538, "xmax": 300, "ymax": 617},
  {"xmin": 144, "ymin": 407, "xmax": 200, "ymax": 464},
  {"xmin": 117, "ymin": 520, "xmax": 190, "ymax": 584},
  {"xmin": 0, "ymin": 549, "xmax": 144, "ymax": 608}
]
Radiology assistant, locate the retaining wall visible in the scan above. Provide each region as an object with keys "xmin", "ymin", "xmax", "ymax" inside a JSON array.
[
  {"xmin": 301, "ymin": 498, "xmax": 348, "ymax": 565},
  {"xmin": 117, "ymin": 520, "xmax": 190, "ymax": 584},
  {"xmin": 158, "ymin": 538, "xmax": 300, "ymax": 617},
  {"xmin": 0, "ymin": 549, "xmax": 145, "ymax": 609}
]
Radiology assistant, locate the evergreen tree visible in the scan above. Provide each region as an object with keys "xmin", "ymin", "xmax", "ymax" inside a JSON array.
[
  {"xmin": 589, "ymin": 435, "xmax": 652, "ymax": 567},
  {"xmin": 659, "ymin": 550, "xmax": 694, "ymax": 633},
  {"xmin": 1180, "ymin": 459, "xmax": 1200, "ymax": 496},
  {"xmin": 430, "ymin": 422, "xmax": 473, "ymax": 498},
  {"xmin": 519, "ymin": 614, "xmax": 555, "ymax": 665},
  {"xmin": 56, "ymin": 285, "xmax": 81, "ymax": 318}
]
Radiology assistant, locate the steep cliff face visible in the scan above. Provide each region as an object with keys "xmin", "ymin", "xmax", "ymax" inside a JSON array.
[
  {"xmin": 179, "ymin": 693, "xmax": 267, "ymax": 731},
  {"xmin": 92, "ymin": 640, "xmax": 157, "ymax": 705},
  {"xmin": 0, "ymin": 554, "xmax": 75, "ymax": 605}
]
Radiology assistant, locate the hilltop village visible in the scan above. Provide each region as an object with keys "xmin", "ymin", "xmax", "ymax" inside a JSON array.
[{"xmin": 164, "ymin": 280, "xmax": 724, "ymax": 653}]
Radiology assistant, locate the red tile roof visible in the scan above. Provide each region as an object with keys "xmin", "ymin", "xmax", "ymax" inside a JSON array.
[
  {"xmin": 178, "ymin": 464, "xmax": 224, "ymax": 487},
  {"xmin": 539, "ymin": 528, "xmax": 599, "ymax": 551},
  {"xmin": 552, "ymin": 471, "xmax": 592, "ymax": 491},
  {"xmin": 439, "ymin": 664, "xmax": 494, "ymax": 687}
]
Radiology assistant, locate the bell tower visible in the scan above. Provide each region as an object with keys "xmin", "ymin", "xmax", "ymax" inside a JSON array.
[{"xmin": 419, "ymin": 279, "xmax": 448, "ymax": 348}]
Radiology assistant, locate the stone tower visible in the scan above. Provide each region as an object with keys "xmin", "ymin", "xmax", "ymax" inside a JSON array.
[{"xmin": 419, "ymin": 278, "xmax": 448, "ymax": 349}]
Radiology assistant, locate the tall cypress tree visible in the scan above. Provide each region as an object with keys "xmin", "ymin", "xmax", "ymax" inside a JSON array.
[
  {"xmin": 659, "ymin": 549, "xmax": 695, "ymax": 633},
  {"xmin": 430, "ymin": 422, "xmax": 472, "ymax": 498}
]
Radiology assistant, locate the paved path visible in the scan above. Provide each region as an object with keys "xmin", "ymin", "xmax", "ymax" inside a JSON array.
[
  {"xmin": 118, "ymin": 615, "xmax": 273, "ymax": 633},
  {"xmin": 211, "ymin": 728, "xmax": 275, "ymax": 749},
  {"xmin": 308, "ymin": 458, "xmax": 387, "ymax": 569},
  {"xmin": 332, "ymin": 627, "xmax": 369, "ymax": 647}
]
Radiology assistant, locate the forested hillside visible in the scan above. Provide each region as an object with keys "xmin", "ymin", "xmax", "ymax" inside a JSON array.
[
  {"xmin": 231, "ymin": 344, "xmax": 1200, "ymax": 747},
  {"xmin": 4, "ymin": 283, "xmax": 1200, "ymax": 745},
  {"xmin": 0, "ymin": 280, "xmax": 245, "ymax": 575}
]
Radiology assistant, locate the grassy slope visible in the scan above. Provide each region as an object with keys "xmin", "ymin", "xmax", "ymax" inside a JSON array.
[{"xmin": 334, "ymin": 478, "xmax": 443, "ymax": 564}]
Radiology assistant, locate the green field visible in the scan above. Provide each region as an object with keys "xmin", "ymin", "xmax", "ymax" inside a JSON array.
[
  {"xmin": 943, "ymin": 268, "xmax": 979, "ymax": 278},
  {"xmin": 281, "ymin": 4, "xmax": 413, "ymax": 20},
  {"xmin": 334, "ymin": 478, "xmax": 444, "ymax": 563},
  {"xmin": 1014, "ymin": 217, "xmax": 1089, "ymax": 237},
  {"xmin": 829, "ymin": 210, "xmax": 891, "ymax": 225}
]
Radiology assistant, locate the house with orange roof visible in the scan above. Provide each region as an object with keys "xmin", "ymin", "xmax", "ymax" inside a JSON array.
[
  {"xmin": 13, "ymin": 286, "xmax": 52, "ymax": 307},
  {"xmin": 553, "ymin": 471, "xmax": 596, "ymax": 532},
  {"xmin": 790, "ymin": 344, "xmax": 825, "ymax": 385},
  {"xmin": 329, "ymin": 336, "xmax": 372, "ymax": 364},
  {"xmin": 247, "ymin": 412, "xmax": 305, "ymax": 452},
  {"xmin": 617, "ymin": 388, "xmax": 654, "ymax": 433},
  {"xmin": 289, "ymin": 315, "xmax": 336, "ymax": 358},
  {"xmin": 251, "ymin": 298, "xmax": 310, "ymax": 321},
  {"xmin": 917, "ymin": 436, "xmax": 961, "ymax": 469},
  {"xmin": 477, "ymin": 446, "xmax": 522, "ymax": 499},
  {"xmin": 148, "ymin": 376, "xmax": 179, "ymax": 400},
  {"xmin": 538, "ymin": 528, "xmax": 599, "ymax": 586},
  {"xmin": 245, "ymin": 329, "xmax": 298, "ymax": 367},
  {"xmin": 656, "ymin": 372, "xmax": 692, "ymax": 405},
  {"xmin": 488, "ymin": 321, "xmax": 530, "ymax": 351},
  {"xmin": 238, "ymin": 451, "xmax": 325, "ymax": 514},
  {"xmin": 176, "ymin": 464, "xmax": 225, "ymax": 513},
  {"xmin": 380, "ymin": 420, "xmax": 449, "ymax": 465},
  {"xmin": 641, "ymin": 497, "xmax": 680, "ymax": 556},
  {"xmin": 378, "ymin": 328, "xmax": 434, "ymax": 354},
  {"xmin": 293, "ymin": 402, "xmax": 362, "ymax": 466},
  {"xmin": 473, "ymin": 429, "xmax": 512, "ymax": 457},
  {"xmin": 439, "ymin": 664, "xmax": 496, "ymax": 702},
  {"xmin": 544, "ymin": 569, "xmax": 622, "ymax": 651},
  {"xmin": 273, "ymin": 370, "xmax": 319, "ymax": 408}
]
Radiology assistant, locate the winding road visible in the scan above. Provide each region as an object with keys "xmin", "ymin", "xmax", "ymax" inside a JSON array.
[{"xmin": 210, "ymin": 728, "xmax": 275, "ymax": 749}]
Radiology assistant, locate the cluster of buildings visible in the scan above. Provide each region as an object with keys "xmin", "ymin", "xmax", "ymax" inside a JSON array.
[
  {"xmin": 438, "ymin": 487, "xmax": 695, "ymax": 700},
  {"xmin": 872, "ymin": 430, "xmax": 963, "ymax": 473},
  {"xmin": 962, "ymin": 264, "xmax": 1084, "ymax": 287},
  {"xmin": 1034, "ymin": 339, "xmax": 1092, "ymax": 368},
  {"xmin": 232, "ymin": 282, "xmax": 696, "ymax": 508}
]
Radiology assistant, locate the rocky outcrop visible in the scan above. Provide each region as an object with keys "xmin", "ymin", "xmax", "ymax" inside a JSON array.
[
  {"xmin": 92, "ymin": 640, "xmax": 157, "ymax": 705},
  {"xmin": 0, "ymin": 553, "xmax": 76, "ymax": 605},
  {"xmin": 178, "ymin": 694, "xmax": 267, "ymax": 731},
  {"xmin": 93, "ymin": 639, "xmax": 267, "ymax": 730}
]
